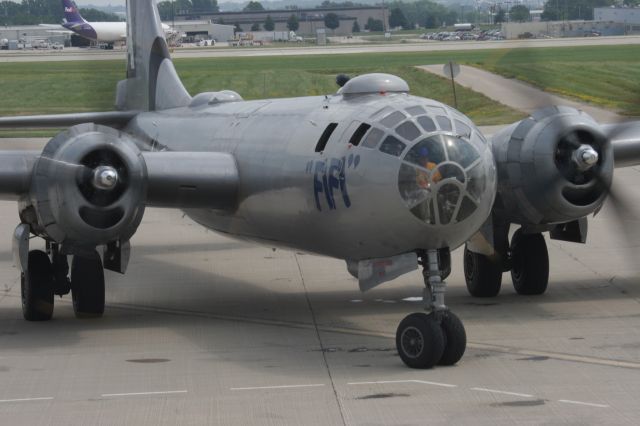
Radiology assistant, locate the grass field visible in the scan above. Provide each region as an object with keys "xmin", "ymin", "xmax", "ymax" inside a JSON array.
[{"xmin": 1, "ymin": 44, "xmax": 638, "ymax": 137}]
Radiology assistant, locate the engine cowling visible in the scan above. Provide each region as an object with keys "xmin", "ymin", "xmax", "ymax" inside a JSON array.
[
  {"xmin": 24, "ymin": 123, "xmax": 147, "ymax": 249},
  {"xmin": 491, "ymin": 106, "xmax": 613, "ymax": 225}
]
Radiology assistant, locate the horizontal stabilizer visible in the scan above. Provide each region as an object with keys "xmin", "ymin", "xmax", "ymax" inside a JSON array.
[{"xmin": 0, "ymin": 111, "xmax": 137, "ymax": 129}]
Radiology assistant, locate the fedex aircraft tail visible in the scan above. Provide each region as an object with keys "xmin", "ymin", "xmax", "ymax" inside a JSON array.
[
  {"xmin": 62, "ymin": 0, "xmax": 86, "ymax": 23},
  {"xmin": 115, "ymin": 0, "xmax": 191, "ymax": 111}
]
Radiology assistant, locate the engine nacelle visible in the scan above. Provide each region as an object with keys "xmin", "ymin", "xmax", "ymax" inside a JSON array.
[
  {"xmin": 24, "ymin": 123, "xmax": 147, "ymax": 250},
  {"xmin": 492, "ymin": 106, "xmax": 613, "ymax": 225}
]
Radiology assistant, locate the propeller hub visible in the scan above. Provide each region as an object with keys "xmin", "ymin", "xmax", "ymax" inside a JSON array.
[
  {"xmin": 92, "ymin": 166, "xmax": 119, "ymax": 190},
  {"xmin": 573, "ymin": 145, "xmax": 599, "ymax": 171}
]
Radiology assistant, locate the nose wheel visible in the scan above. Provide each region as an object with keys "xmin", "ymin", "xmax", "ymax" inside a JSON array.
[{"xmin": 396, "ymin": 249, "xmax": 467, "ymax": 369}]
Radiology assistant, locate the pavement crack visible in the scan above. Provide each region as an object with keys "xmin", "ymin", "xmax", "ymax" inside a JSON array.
[{"xmin": 294, "ymin": 254, "xmax": 348, "ymax": 426}]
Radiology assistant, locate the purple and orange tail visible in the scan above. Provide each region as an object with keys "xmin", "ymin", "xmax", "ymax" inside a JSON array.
[{"xmin": 62, "ymin": 0, "xmax": 86, "ymax": 23}]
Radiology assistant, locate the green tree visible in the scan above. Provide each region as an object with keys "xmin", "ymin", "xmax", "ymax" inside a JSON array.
[
  {"xmin": 494, "ymin": 8, "xmax": 506, "ymax": 24},
  {"xmin": 172, "ymin": 0, "xmax": 194, "ymax": 15},
  {"xmin": 251, "ymin": 22, "xmax": 261, "ymax": 31},
  {"xmin": 243, "ymin": 1, "xmax": 265, "ymax": 11},
  {"xmin": 234, "ymin": 22, "xmax": 242, "ymax": 33},
  {"xmin": 352, "ymin": 20, "xmax": 360, "ymax": 33},
  {"xmin": 389, "ymin": 7, "xmax": 408, "ymax": 29},
  {"xmin": 287, "ymin": 14, "xmax": 299, "ymax": 31},
  {"xmin": 78, "ymin": 8, "xmax": 122, "ymax": 21},
  {"xmin": 365, "ymin": 17, "xmax": 384, "ymax": 32},
  {"xmin": 509, "ymin": 5, "xmax": 530, "ymax": 22},
  {"xmin": 157, "ymin": 1, "xmax": 174, "ymax": 21},
  {"xmin": 318, "ymin": 1, "xmax": 365, "ymax": 7},
  {"xmin": 387, "ymin": 0, "xmax": 462, "ymax": 30},
  {"xmin": 192, "ymin": 0, "xmax": 218, "ymax": 12},
  {"xmin": 324, "ymin": 12, "xmax": 340, "ymax": 32},
  {"xmin": 541, "ymin": 0, "xmax": 615, "ymax": 21},
  {"xmin": 264, "ymin": 14, "xmax": 275, "ymax": 31}
]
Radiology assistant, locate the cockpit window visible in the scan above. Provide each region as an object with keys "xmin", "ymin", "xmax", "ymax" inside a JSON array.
[
  {"xmin": 436, "ymin": 183, "xmax": 460, "ymax": 225},
  {"xmin": 370, "ymin": 106, "xmax": 393, "ymax": 119},
  {"xmin": 404, "ymin": 137, "xmax": 446, "ymax": 166},
  {"xmin": 397, "ymin": 134, "xmax": 485, "ymax": 226},
  {"xmin": 395, "ymin": 121, "xmax": 420, "ymax": 141},
  {"xmin": 436, "ymin": 116, "xmax": 452, "ymax": 131},
  {"xmin": 406, "ymin": 105, "xmax": 426, "ymax": 116},
  {"xmin": 443, "ymin": 135, "xmax": 478, "ymax": 168},
  {"xmin": 361, "ymin": 127, "xmax": 385, "ymax": 149},
  {"xmin": 381, "ymin": 111, "xmax": 406, "ymax": 128},
  {"xmin": 417, "ymin": 116, "xmax": 436, "ymax": 132},
  {"xmin": 379, "ymin": 135, "xmax": 406, "ymax": 157},
  {"xmin": 315, "ymin": 123, "xmax": 338, "ymax": 152},
  {"xmin": 454, "ymin": 119, "xmax": 471, "ymax": 138},
  {"xmin": 349, "ymin": 123, "xmax": 371, "ymax": 146}
]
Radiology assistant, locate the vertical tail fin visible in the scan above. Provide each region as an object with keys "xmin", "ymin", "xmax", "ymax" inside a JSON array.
[
  {"xmin": 115, "ymin": 0, "xmax": 191, "ymax": 111},
  {"xmin": 62, "ymin": 0, "xmax": 86, "ymax": 23}
]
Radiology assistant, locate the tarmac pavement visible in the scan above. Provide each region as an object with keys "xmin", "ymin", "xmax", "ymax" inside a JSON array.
[
  {"xmin": 0, "ymin": 35, "xmax": 639, "ymax": 63},
  {"xmin": 0, "ymin": 138, "xmax": 640, "ymax": 424}
]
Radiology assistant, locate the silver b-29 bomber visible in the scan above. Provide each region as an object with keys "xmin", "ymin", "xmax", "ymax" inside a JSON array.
[{"xmin": 1, "ymin": 0, "xmax": 639, "ymax": 369}]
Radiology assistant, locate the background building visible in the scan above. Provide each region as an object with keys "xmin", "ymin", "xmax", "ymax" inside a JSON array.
[
  {"xmin": 0, "ymin": 26, "xmax": 70, "ymax": 47},
  {"xmin": 501, "ymin": 20, "xmax": 625, "ymax": 39},
  {"xmin": 594, "ymin": 7, "xmax": 640, "ymax": 33},
  {"xmin": 169, "ymin": 21, "xmax": 235, "ymax": 42},
  {"xmin": 176, "ymin": 6, "xmax": 390, "ymax": 37}
]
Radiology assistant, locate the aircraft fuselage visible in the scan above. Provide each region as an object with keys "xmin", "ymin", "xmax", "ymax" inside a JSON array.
[{"xmin": 127, "ymin": 92, "xmax": 497, "ymax": 261}]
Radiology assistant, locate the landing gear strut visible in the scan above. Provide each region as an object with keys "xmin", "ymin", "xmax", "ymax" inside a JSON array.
[{"xmin": 396, "ymin": 249, "xmax": 467, "ymax": 369}]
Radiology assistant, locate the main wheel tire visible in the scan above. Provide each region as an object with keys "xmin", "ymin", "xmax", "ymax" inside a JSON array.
[
  {"xmin": 21, "ymin": 250, "xmax": 55, "ymax": 321},
  {"xmin": 396, "ymin": 312, "xmax": 445, "ymax": 369},
  {"xmin": 438, "ymin": 311, "xmax": 466, "ymax": 366},
  {"xmin": 464, "ymin": 246, "xmax": 502, "ymax": 297},
  {"xmin": 71, "ymin": 252, "xmax": 105, "ymax": 318},
  {"xmin": 510, "ymin": 230, "xmax": 549, "ymax": 295}
]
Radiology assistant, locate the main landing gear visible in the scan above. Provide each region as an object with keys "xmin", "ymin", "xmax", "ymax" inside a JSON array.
[
  {"xmin": 396, "ymin": 249, "xmax": 467, "ymax": 369},
  {"xmin": 21, "ymin": 244, "xmax": 105, "ymax": 321},
  {"xmin": 463, "ymin": 228, "xmax": 550, "ymax": 297}
]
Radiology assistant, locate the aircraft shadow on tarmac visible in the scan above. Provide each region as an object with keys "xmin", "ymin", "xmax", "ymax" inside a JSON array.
[{"xmin": 2, "ymin": 233, "xmax": 639, "ymax": 375}]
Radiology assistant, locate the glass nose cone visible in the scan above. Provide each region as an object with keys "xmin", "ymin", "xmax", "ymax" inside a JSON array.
[{"xmin": 398, "ymin": 134, "xmax": 487, "ymax": 226}]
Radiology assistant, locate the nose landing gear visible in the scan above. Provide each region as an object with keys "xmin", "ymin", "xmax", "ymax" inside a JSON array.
[{"xmin": 396, "ymin": 249, "xmax": 467, "ymax": 369}]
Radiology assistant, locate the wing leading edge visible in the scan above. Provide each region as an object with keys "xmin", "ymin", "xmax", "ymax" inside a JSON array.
[{"xmin": 0, "ymin": 111, "xmax": 138, "ymax": 129}]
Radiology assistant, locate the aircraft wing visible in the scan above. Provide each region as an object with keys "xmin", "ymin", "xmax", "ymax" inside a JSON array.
[
  {"xmin": 0, "ymin": 114, "xmax": 239, "ymax": 212},
  {"xmin": 38, "ymin": 24, "xmax": 73, "ymax": 34},
  {"xmin": 604, "ymin": 121, "xmax": 640, "ymax": 168},
  {"xmin": 0, "ymin": 111, "xmax": 138, "ymax": 129}
]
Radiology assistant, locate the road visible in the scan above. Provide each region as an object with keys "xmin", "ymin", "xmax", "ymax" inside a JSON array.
[
  {"xmin": 1, "ymin": 35, "xmax": 639, "ymax": 62},
  {"xmin": 419, "ymin": 64, "xmax": 624, "ymax": 123},
  {"xmin": 0, "ymin": 138, "xmax": 640, "ymax": 424}
]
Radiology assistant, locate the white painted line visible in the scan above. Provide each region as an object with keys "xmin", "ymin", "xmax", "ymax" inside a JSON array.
[
  {"xmin": 0, "ymin": 397, "xmax": 54, "ymax": 403},
  {"xmin": 230, "ymin": 384, "xmax": 325, "ymax": 391},
  {"xmin": 558, "ymin": 399, "xmax": 610, "ymax": 408},
  {"xmin": 471, "ymin": 387, "xmax": 534, "ymax": 398},
  {"xmin": 347, "ymin": 380, "xmax": 457, "ymax": 388},
  {"xmin": 101, "ymin": 390, "xmax": 187, "ymax": 397},
  {"xmin": 414, "ymin": 380, "xmax": 458, "ymax": 388},
  {"xmin": 348, "ymin": 380, "xmax": 414, "ymax": 385}
]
